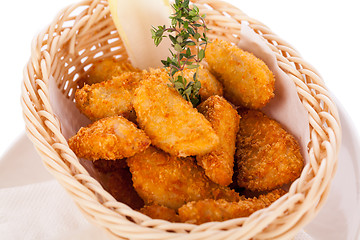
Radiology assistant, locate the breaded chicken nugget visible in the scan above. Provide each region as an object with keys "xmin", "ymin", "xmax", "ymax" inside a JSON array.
[
  {"xmin": 133, "ymin": 76, "xmax": 219, "ymax": 157},
  {"xmin": 205, "ymin": 39, "xmax": 275, "ymax": 109},
  {"xmin": 77, "ymin": 65, "xmax": 222, "ymax": 122},
  {"xmin": 236, "ymin": 110, "xmax": 304, "ymax": 191},
  {"xmin": 84, "ymin": 58, "xmax": 140, "ymax": 85},
  {"xmin": 146, "ymin": 65, "xmax": 223, "ymax": 101},
  {"xmin": 140, "ymin": 205, "xmax": 180, "ymax": 222},
  {"xmin": 127, "ymin": 147, "xmax": 240, "ymax": 209},
  {"xmin": 178, "ymin": 189, "xmax": 286, "ymax": 224},
  {"xmin": 75, "ymin": 72, "xmax": 142, "ymax": 121},
  {"xmin": 197, "ymin": 95, "xmax": 240, "ymax": 186},
  {"xmin": 68, "ymin": 116, "xmax": 151, "ymax": 160},
  {"xmin": 182, "ymin": 65, "xmax": 223, "ymax": 100}
]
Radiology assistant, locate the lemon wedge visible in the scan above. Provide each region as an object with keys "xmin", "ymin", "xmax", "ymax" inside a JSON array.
[{"xmin": 108, "ymin": 0, "xmax": 172, "ymax": 69}]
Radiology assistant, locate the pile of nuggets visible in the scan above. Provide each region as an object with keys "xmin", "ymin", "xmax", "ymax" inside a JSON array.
[{"xmin": 69, "ymin": 39, "xmax": 304, "ymax": 224}]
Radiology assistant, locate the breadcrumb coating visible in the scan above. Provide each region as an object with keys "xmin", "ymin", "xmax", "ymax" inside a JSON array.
[
  {"xmin": 76, "ymin": 65, "xmax": 222, "ymax": 122},
  {"xmin": 69, "ymin": 40, "xmax": 302, "ymax": 223},
  {"xmin": 68, "ymin": 116, "xmax": 151, "ymax": 160},
  {"xmin": 182, "ymin": 65, "xmax": 224, "ymax": 100},
  {"xmin": 178, "ymin": 189, "xmax": 286, "ymax": 224},
  {"xmin": 140, "ymin": 205, "xmax": 180, "ymax": 222},
  {"xmin": 127, "ymin": 147, "xmax": 240, "ymax": 209},
  {"xmin": 205, "ymin": 39, "xmax": 275, "ymax": 109},
  {"xmin": 84, "ymin": 58, "xmax": 140, "ymax": 85},
  {"xmin": 197, "ymin": 95, "xmax": 240, "ymax": 186},
  {"xmin": 236, "ymin": 110, "xmax": 304, "ymax": 191},
  {"xmin": 133, "ymin": 76, "xmax": 219, "ymax": 157},
  {"xmin": 75, "ymin": 72, "xmax": 142, "ymax": 121},
  {"xmin": 146, "ymin": 65, "xmax": 223, "ymax": 101}
]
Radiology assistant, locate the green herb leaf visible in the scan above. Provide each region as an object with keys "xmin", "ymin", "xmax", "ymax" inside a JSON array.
[
  {"xmin": 174, "ymin": 44, "xmax": 182, "ymax": 52},
  {"xmin": 151, "ymin": 0, "xmax": 209, "ymax": 107},
  {"xmin": 198, "ymin": 49, "xmax": 205, "ymax": 61},
  {"xmin": 187, "ymin": 64, "xmax": 199, "ymax": 69}
]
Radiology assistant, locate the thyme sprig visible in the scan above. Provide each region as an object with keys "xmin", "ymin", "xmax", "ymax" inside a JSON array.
[{"xmin": 151, "ymin": 0, "xmax": 209, "ymax": 107}]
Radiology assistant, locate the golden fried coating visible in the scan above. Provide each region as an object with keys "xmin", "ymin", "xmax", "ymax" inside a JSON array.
[
  {"xmin": 127, "ymin": 147, "xmax": 240, "ymax": 209},
  {"xmin": 146, "ymin": 65, "xmax": 223, "ymax": 101},
  {"xmin": 140, "ymin": 205, "xmax": 180, "ymax": 222},
  {"xmin": 68, "ymin": 116, "xmax": 151, "ymax": 160},
  {"xmin": 75, "ymin": 72, "xmax": 142, "ymax": 121},
  {"xmin": 182, "ymin": 66, "xmax": 223, "ymax": 100},
  {"xmin": 197, "ymin": 95, "xmax": 240, "ymax": 186},
  {"xmin": 133, "ymin": 76, "xmax": 219, "ymax": 157},
  {"xmin": 205, "ymin": 39, "xmax": 275, "ymax": 109},
  {"xmin": 236, "ymin": 110, "xmax": 304, "ymax": 191},
  {"xmin": 76, "ymin": 65, "xmax": 222, "ymax": 122},
  {"xmin": 84, "ymin": 58, "xmax": 140, "ymax": 85},
  {"xmin": 178, "ymin": 189, "xmax": 286, "ymax": 224}
]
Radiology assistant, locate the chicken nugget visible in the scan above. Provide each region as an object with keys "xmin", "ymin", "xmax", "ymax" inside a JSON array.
[
  {"xmin": 182, "ymin": 65, "xmax": 223, "ymax": 100},
  {"xmin": 84, "ymin": 58, "xmax": 140, "ymax": 85},
  {"xmin": 75, "ymin": 72, "xmax": 142, "ymax": 121},
  {"xmin": 127, "ymin": 147, "xmax": 240, "ymax": 209},
  {"xmin": 68, "ymin": 116, "xmax": 151, "ymax": 160},
  {"xmin": 197, "ymin": 95, "xmax": 240, "ymax": 186},
  {"xmin": 140, "ymin": 205, "xmax": 180, "ymax": 222},
  {"xmin": 146, "ymin": 65, "xmax": 223, "ymax": 101},
  {"xmin": 178, "ymin": 189, "xmax": 286, "ymax": 224},
  {"xmin": 205, "ymin": 39, "xmax": 275, "ymax": 109},
  {"xmin": 133, "ymin": 76, "xmax": 219, "ymax": 157},
  {"xmin": 236, "ymin": 110, "xmax": 304, "ymax": 191}
]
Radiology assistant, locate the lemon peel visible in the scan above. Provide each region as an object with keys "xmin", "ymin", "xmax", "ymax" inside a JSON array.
[{"xmin": 108, "ymin": 0, "xmax": 172, "ymax": 69}]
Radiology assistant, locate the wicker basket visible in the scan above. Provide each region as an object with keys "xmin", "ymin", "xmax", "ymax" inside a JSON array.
[{"xmin": 21, "ymin": 0, "xmax": 341, "ymax": 239}]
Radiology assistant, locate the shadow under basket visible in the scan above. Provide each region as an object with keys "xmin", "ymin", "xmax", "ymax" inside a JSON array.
[{"xmin": 21, "ymin": 0, "xmax": 341, "ymax": 239}]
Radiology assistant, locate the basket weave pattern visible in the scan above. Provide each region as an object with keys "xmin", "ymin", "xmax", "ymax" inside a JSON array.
[{"xmin": 21, "ymin": 0, "xmax": 341, "ymax": 239}]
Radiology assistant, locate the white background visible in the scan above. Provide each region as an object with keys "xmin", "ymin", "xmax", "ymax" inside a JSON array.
[{"xmin": 0, "ymin": 1, "xmax": 359, "ymax": 163}]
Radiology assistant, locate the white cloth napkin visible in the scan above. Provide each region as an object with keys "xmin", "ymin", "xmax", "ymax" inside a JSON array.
[
  {"xmin": 295, "ymin": 231, "xmax": 313, "ymax": 240},
  {"xmin": 0, "ymin": 134, "xmax": 109, "ymax": 240},
  {"xmin": 0, "ymin": 180, "xmax": 109, "ymax": 240},
  {"xmin": 0, "ymin": 134, "xmax": 313, "ymax": 240}
]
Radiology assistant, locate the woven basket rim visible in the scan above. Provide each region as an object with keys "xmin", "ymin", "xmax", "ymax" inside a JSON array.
[{"xmin": 21, "ymin": 0, "xmax": 342, "ymax": 239}]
